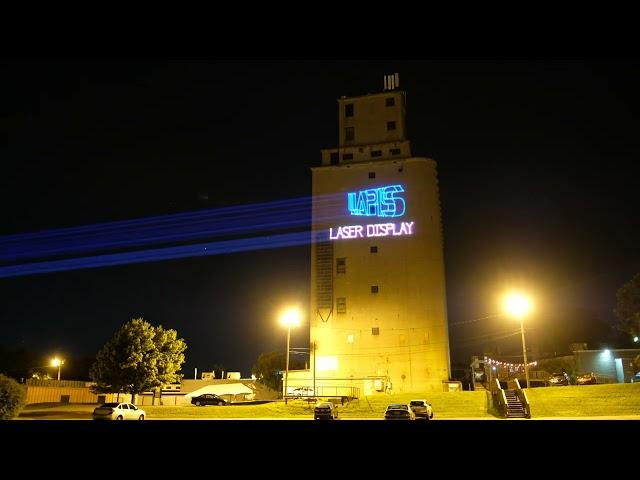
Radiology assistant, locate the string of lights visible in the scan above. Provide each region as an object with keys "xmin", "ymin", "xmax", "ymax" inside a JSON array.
[{"xmin": 483, "ymin": 355, "xmax": 537, "ymax": 368}]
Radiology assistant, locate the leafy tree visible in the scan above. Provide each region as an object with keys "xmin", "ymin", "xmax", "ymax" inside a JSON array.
[
  {"xmin": 252, "ymin": 351, "xmax": 284, "ymax": 391},
  {"xmin": 614, "ymin": 273, "xmax": 640, "ymax": 337},
  {"xmin": 90, "ymin": 318, "xmax": 187, "ymax": 402},
  {"xmin": 537, "ymin": 357, "xmax": 577, "ymax": 383},
  {"xmin": 0, "ymin": 374, "xmax": 26, "ymax": 420},
  {"xmin": 29, "ymin": 369, "xmax": 52, "ymax": 380}
]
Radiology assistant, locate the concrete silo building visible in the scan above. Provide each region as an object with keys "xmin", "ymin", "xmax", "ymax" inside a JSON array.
[{"xmin": 290, "ymin": 76, "xmax": 451, "ymax": 396}]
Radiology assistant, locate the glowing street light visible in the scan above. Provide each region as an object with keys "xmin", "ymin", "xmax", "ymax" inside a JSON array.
[
  {"xmin": 51, "ymin": 357, "xmax": 65, "ymax": 381},
  {"xmin": 504, "ymin": 292, "xmax": 533, "ymax": 389},
  {"xmin": 279, "ymin": 307, "xmax": 301, "ymax": 404}
]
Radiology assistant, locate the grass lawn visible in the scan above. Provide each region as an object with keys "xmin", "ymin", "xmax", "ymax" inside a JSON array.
[
  {"xmin": 526, "ymin": 383, "xmax": 640, "ymax": 417},
  {"xmin": 142, "ymin": 391, "xmax": 491, "ymax": 419},
  {"xmin": 19, "ymin": 384, "xmax": 639, "ymax": 419}
]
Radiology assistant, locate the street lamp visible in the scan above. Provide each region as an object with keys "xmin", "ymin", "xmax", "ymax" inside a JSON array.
[
  {"xmin": 504, "ymin": 292, "xmax": 533, "ymax": 389},
  {"xmin": 279, "ymin": 307, "xmax": 301, "ymax": 404},
  {"xmin": 51, "ymin": 357, "xmax": 65, "ymax": 381}
]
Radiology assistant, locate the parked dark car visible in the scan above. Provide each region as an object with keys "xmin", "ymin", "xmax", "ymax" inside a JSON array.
[
  {"xmin": 191, "ymin": 393, "xmax": 228, "ymax": 406},
  {"xmin": 384, "ymin": 404, "xmax": 416, "ymax": 420},
  {"xmin": 576, "ymin": 372, "xmax": 597, "ymax": 385},
  {"xmin": 630, "ymin": 372, "xmax": 640, "ymax": 383},
  {"xmin": 314, "ymin": 401, "xmax": 338, "ymax": 420},
  {"xmin": 548, "ymin": 372, "xmax": 570, "ymax": 386}
]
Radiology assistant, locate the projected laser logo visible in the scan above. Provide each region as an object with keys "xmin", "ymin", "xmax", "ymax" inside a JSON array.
[
  {"xmin": 347, "ymin": 185, "xmax": 405, "ymax": 217},
  {"xmin": 330, "ymin": 185, "xmax": 416, "ymax": 240}
]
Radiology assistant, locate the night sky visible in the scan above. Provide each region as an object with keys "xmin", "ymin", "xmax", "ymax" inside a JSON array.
[{"xmin": 1, "ymin": 60, "xmax": 639, "ymax": 379}]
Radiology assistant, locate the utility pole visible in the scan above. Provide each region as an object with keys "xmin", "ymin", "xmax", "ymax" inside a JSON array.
[{"xmin": 312, "ymin": 341, "xmax": 316, "ymax": 397}]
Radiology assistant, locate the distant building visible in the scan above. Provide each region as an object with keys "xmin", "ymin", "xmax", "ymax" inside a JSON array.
[
  {"xmin": 24, "ymin": 377, "xmax": 260, "ymax": 406},
  {"xmin": 573, "ymin": 348, "xmax": 640, "ymax": 383}
]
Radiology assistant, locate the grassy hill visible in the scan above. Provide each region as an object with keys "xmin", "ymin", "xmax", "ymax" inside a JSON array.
[
  {"xmin": 525, "ymin": 383, "xmax": 640, "ymax": 417},
  {"xmin": 20, "ymin": 383, "xmax": 640, "ymax": 419}
]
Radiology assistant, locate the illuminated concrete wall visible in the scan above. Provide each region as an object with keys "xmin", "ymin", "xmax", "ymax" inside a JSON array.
[{"xmin": 310, "ymin": 157, "xmax": 451, "ymax": 393}]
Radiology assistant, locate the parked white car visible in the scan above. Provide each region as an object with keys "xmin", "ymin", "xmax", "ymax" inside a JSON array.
[
  {"xmin": 409, "ymin": 399, "xmax": 434, "ymax": 420},
  {"xmin": 92, "ymin": 402, "xmax": 146, "ymax": 420}
]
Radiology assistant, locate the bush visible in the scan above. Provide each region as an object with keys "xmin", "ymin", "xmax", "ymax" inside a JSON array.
[{"xmin": 0, "ymin": 374, "xmax": 26, "ymax": 420}]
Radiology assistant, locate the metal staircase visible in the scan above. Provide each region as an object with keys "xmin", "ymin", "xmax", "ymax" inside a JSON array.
[{"xmin": 504, "ymin": 389, "xmax": 527, "ymax": 418}]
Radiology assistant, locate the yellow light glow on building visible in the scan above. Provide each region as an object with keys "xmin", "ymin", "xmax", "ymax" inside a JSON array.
[{"xmin": 316, "ymin": 356, "xmax": 338, "ymax": 371}]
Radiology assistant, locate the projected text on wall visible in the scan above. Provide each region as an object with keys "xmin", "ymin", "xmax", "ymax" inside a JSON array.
[{"xmin": 329, "ymin": 185, "xmax": 416, "ymax": 241}]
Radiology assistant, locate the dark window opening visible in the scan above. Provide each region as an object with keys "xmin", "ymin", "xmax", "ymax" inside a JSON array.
[
  {"xmin": 342, "ymin": 153, "xmax": 353, "ymax": 160},
  {"xmin": 336, "ymin": 257, "xmax": 346, "ymax": 274},
  {"xmin": 370, "ymin": 246, "xmax": 378, "ymax": 253},
  {"xmin": 371, "ymin": 285, "xmax": 379, "ymax": 294},
  {"xmin": 390, "ymin": 148, "xmax": 401, "ymax": 155},
  {"xmin": 372, "ymin": 327, "xmax": 380, "ymax": 336},
  {"xmin": 368, "ymin": 172, "xmax": 376, "ymax": 179},
  {"xmin": 330, "ymin": 152, "xmax": 339, "ymax": 165},
  {"xmin": 337, "ymin": 297, "xmax": 346, "ymax": 314},
  {"xmin": 385, "ymin": 97, "xmax": 395, "ymax": 107},
  {"xmin": 371, "ymin": 150, "xmax": 382, "ymax": 158},
  {"xmin": 345, "ymin": 104, "xmax": 354, "ymax": 117},
  {"xmin": 345, "ymin": 127, "xmax": 355, "ymax": 141},
  {"xmin": 387, "ymin": 121, "xmax": 396, "ymax": 131}
]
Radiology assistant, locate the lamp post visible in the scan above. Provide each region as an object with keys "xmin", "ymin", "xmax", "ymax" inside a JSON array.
[
  {"xmin": 279, "ymin": 307, "xmax": 301, "ymax": 404},
  {"xmin": 504, "ymin": 293, "xmax": 533, "ymax": 389},
  {"xmin": 51, "ymin": 357, "xmax": 64, "ymax": 381}
]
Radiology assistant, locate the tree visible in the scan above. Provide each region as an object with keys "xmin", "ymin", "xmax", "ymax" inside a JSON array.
[
  {"xmin": 252, "ymin": 351, "xmax": 284, "ymax": 392},
  {"xmin": 614, "ymin": 273, "xmax": 640, "ymax": 337},
  {"xmin": 90, "ymin": 318, "xmax": 187, "ymax": 402},
  {"xmin": 0, "ymin": 374, "xmax": 26, "ymax": 420},
  {"xmin": 537, "ymin": 357, "xmax": 577, "ymax": 383}
]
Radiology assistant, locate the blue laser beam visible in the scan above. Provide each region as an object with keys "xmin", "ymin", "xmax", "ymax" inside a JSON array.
[{"xmin": 0, "ymin": 231, "xmax": 321, "ymax": 278}]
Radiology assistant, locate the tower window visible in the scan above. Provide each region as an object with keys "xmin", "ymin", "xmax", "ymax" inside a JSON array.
[
  {"xmin": 371, "ymin": 285, "xmax": 379, "ymax": 294},
  {"xmin": 345, "ymin": 104, "xmax": 354, "ymax": 117},
  {"xmin": 330, "ymin": 152, "xmax": 339, "ymax": 165},
  {"xmin": 345, "ymin": 127, "xmax": 355, "ymax": 142},
  {"xmin": 337, "ymin": 297, "xmax": 346, "ymax": 314},
  {"xmin": 371, "ymin": 150, "xmax": 382, "ymax": 158},
  {"xmin": 336, "ymin": 257, "xmax": 346, "ymax": 274},
  {"xmin": 342, "ymin": 153, "xmax": 353, "ymax": 160},
  {"xmin": 372, "ymin": 327, "xmax": 380, "ymax": 336},
  {"xmin": 385, "ymin": 97, "xmax": 395, "ymax": 107},
  {"xmin": 390, "ymin": 148, "xmax": 401, "ymax": 155},
  {"xmin": 370, "ymin": 246, "xmax": 378, "ymax": 253},
  {"xmin": 387, "ymin": 121, "xmax": 396, "ymax": 131},
  {"xmin": 368, "ymin": 172, "xmax": 376, "ymax": 179}
]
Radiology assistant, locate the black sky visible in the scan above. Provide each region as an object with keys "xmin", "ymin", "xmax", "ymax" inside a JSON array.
[{"xmin": 1, "ymin": 60, "xmax": 639, "ymax": 378}]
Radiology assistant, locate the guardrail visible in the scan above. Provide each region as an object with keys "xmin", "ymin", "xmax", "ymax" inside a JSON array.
[
  {"xmin": 513, "ymin": 378, "xmax": 531, "ymax": 418},
  {"xmin": 286, "ymin": 385, "xmax": 360, "ymax": 403}
]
